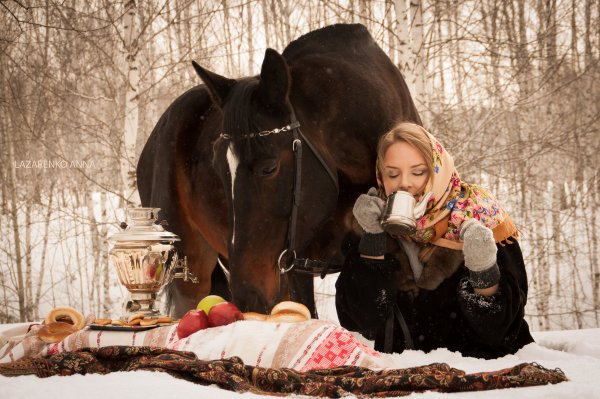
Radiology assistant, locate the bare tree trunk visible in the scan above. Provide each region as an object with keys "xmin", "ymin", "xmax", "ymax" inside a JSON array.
[
  {"xmin": 386, "ymin": 0, "xmax": 396, "ymax": 65},
  {"xmin": 34, "ymin": 183, "xmax": 54, "ymax": 319},
  {"xmin": 570, "ymin": 0, "xmax": 579, "ymax": 71},
  {"xmin": 410, "ymin": 0, "xmax": 425, "ymax": 106},
  {"xmin": 516, "ymin": 0, "xmax": 532, "ymax": 98},
  {"xmin": 247, "ymin": 1, "xmax": 254, "ymax": 72},
  {"xmin": 551, "ymin": 181, "xmax": 562, "ymax": 297},
  {"xmin": 165, "ymin": 0, "xmax": 177, "ymax": 68},
  {"xmin": 591, "ymin": 173, "xmax": 600, "ymax": 325},
  {"xmin": 7, "ymin": 134, "xmax": 25, "ymax": 322},
  {"xmin": 433, "ymin": 0, "xmax": 446, "ymax": 105},
  {"xmin": 597, "ymin": 0, "xmax": 600, "ymax": 54},
  {"xmin": 86, "ymin": 193, "xmax": 101, "ymax": 316},
  {"xmin": 59, "ymin": 189, "xmax": 73, "ymax": 305},
  {"xmin": 25, "ymin": 203, "xmax": 33, "ymax": 320},
  {"xmin": 276, "ymin": 0, "xmax": 291, "ymax": 45},
  {"xmin": 584, "ymin": 0, "xmax": 592, "ymax": 68},
  {"xmin": 73, "ymin": 192, "xmax": 86, "ymax": 312},
  {"xmin": 120, "ymin": 0, "xmax": 141, "ymax": 206},
  {"xmin": 100, "ymin": 192, "xmax": 112, "ymax": 315},
  {"xmin": 394, "ymin": 0, "xmax": 412, "ymax": 85},
  {"xmin": 261, "ymin": 0, "xmax": 271, "ymax": 48},
  {"xmin": 222, "ymin": 0, "xmax": 234, "ymax": 74},
  {"xmin": 449, "ymin": 0, "xmax": 463, "ymax": 104},
  {"xmin": 237, "ymin": 4, "xmax": 244, "ymax": 74}
]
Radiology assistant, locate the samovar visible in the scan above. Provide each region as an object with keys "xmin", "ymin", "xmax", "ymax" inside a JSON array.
[{"xmin": 108, "ymin": 207, "xmax": 197, "ymax": 319}]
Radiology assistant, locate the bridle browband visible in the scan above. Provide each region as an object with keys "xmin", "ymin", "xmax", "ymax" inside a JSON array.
[
  {"xmin": 217, "ymin": 106, "xmax": 342, "ymax": 281},
  {"xmin": 219, "ymin": 121, "xmax": 300, "ymax": 140}
]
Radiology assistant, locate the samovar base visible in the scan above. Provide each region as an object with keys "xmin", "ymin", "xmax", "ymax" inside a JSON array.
[{"xmin": 121, "ymin": 292, "xmax": 165, "ymax": 319}]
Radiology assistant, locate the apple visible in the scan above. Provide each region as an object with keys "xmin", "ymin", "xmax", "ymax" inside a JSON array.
[
  {"xmin": 207, "ymin": 301, "xmax": 243, "ymax": 327},
  {"xmin": 196, "ymin": 295, "xmax": 226, "ymax": 315},
  {"xmin": 177, "ymin": 310, "xmax": 209, "ymax": 339}
]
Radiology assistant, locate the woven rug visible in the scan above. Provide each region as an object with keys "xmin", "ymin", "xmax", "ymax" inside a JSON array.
[{"xmin": 0, "ymin": 346, "xmax": 567, "ymax": 398}]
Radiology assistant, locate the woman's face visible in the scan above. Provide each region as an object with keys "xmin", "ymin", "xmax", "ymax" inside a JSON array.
[{"xmin": 380, "ymin": 141, "xmax": 429, "ymax": 198}]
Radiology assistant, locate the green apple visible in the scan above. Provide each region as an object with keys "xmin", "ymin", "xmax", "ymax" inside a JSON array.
[{"xmin": 196, "ymin": 295, "xmax": 226, "ymax": 315}]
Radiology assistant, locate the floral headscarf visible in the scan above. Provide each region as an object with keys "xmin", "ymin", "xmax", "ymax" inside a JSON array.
[{"xmin": 377, "ymin": 126, "xmax": 518, "ymax": 250}]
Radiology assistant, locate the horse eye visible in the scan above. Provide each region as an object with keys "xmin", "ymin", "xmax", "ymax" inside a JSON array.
[{"xmin": 254, "ymin": 159, "xmax": 279, "ymax": 177}]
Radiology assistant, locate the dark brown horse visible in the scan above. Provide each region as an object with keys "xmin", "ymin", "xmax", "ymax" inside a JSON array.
[{"xmin": 137, "ymin": 24, "xmax": 421, "ymax": 317}]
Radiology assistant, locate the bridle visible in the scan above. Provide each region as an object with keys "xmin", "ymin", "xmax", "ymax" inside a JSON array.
[
  {"xmin": 216, "ymin": 109, "xmax": 414, "ymax": 350},
  {"xmin": 216, "ymin": 106, "xmax": 342, "ymax": 283}
]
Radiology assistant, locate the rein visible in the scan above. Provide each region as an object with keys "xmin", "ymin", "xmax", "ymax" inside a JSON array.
[{"xmin": 218, "ymin": 107, "xmax": 343, "ymax": 280}]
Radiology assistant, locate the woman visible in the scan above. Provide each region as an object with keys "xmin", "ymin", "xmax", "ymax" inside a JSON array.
[{"xmin": 335, "ymin": 122, "xmax": 533, "ymax": 359}]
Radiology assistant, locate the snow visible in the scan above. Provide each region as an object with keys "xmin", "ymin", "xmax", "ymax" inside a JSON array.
[{"xmin": 1, "ymin": 324, "xmax": 599, "ymax": 399}]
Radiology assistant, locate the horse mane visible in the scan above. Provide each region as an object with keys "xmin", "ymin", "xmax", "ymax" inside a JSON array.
[
  {"xmin": 282, "ymin": 23, "xmax": 374, "ymax": 61},
  {"xmin": 219, "ymin": 77, "xmax": 268, "ymax": 162}
]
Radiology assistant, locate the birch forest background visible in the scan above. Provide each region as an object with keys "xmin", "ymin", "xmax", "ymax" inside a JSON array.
[{"xmin": 1, "ymin": 0, "xmax": 599, "ymax": 331}]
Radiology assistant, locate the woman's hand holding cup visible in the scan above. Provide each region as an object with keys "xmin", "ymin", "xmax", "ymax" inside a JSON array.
[
  {"xmin": 353, "ymin": 188, "xmax": 387, "ymax": 257},
  {"xmin": 353, "ymin": 187, "xmax": 385, "ymax": 234}
]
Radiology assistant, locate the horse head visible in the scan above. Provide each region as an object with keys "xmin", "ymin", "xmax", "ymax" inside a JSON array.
[{"xmin": 192, "ymin": 49, "xmax": 339, "ymax": 313}]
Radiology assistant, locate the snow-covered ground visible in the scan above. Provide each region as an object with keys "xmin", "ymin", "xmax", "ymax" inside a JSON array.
[{"xmin": 1, "ymin": 323, "xmax": 599, "ymax": 399}]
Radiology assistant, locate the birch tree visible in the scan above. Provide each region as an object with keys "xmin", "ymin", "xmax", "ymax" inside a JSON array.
[
  {"xmin": 120, "ymin": 0, "xmax": 142, "ymax": 206},
  {"xmin": 394, "ymin": 0, "xmax": 425, "ymax": 107}
]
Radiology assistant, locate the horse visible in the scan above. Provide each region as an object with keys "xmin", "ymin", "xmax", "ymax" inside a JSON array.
[{"xmin": 137, "ymin": 23, "xmax": 421, "ymax": 317}]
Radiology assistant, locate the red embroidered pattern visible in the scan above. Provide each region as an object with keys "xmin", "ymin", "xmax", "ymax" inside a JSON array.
[
  {"xmin": 255, "ymin": 344, "xmax": 268, "ymax": 367},
  {"xmin": 48, "ymin": 343, "xmax": 59, "ymax": 355},
  {"xmin": 168, "ymin": 328, "xmax": 177, "ymax": 344},
  {"xmin": 293, "ymin": 326, "xmax": 330, "ymax": 369},
  {"xmin": 301, "ymin": 328, "xmax": 357, "ymax": 371}
]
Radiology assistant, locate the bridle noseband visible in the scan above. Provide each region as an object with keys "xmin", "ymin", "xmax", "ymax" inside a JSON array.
[{"xmin": 217, "ymin": 106, "xmax": 342, "ymax": 281}]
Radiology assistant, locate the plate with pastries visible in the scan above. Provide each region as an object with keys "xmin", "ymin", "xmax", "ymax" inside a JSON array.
[{"xmin": 88, "ymin": 314, "xmax": 177, "ymax": 331}]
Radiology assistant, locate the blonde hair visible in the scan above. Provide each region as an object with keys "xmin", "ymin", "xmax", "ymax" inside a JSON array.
[{"xmin": 377, "ymin": 122, "xmax": 434, "ymax": 178}]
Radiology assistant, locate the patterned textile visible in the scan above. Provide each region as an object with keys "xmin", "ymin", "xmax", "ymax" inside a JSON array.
[
  {"xmin": 0, "ymin": 346, "xmax": 567, "ymax": 398},
  {"xmin": 0, "ymin": 320, "xmax": 384, "ymax": 371},
  {"xmin": 376, "ymin": 124, "xmax": 518, "ymax": 250}
]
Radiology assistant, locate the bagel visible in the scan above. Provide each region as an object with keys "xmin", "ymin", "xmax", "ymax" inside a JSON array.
[
  {"xmin": 45, "ymin": 306, "xmax": 85, "ymax": 330},
  {"xmin": 242, "ymin": 312, "xmax": 268, "ymax": 321},
  {"xmin": 270, "ymin": 301, "xmax": 311, "ymax": 320},
  {"xmin": 127, "ymin": 313, "xmax": 145, "ymax": 324},
  {"xmin": 267, "ymin": 310, "xmax": 308, "ymax": 323},
  {"xmin": 38, "ymin": 322, "xmax": 78, "ymax": 343},
  {"xmin": 140, "ymin": 318, "xmax": 158, "ymax": 326}
]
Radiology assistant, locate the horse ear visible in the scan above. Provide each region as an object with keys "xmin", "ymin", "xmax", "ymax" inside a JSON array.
[
  {"xmin": 192, "ymin": 61, "xmax": 235, "ymax": 107},
  {"xmin": 257, "ymin": 48, "xmax": 290, "ymax": 105}
]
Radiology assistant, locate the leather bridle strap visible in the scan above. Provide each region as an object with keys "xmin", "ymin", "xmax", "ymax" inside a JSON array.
[{"xmin": 278, "ymin": 107, "xmax": 340, "ymax": 275}]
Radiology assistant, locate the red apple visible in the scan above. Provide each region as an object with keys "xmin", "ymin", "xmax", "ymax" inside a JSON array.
[
  {"xmin": 177, "ymin": 310, "xmax": 209, "ymax": 339},
  {"xmin": 207, "ymin": 301, "xmax": 243, "ymax": 327}
]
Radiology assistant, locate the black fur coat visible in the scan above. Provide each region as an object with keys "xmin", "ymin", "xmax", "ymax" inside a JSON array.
[{"xmin": 335, "ymin": 239, "xmax": 534, "ymax": 359}]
